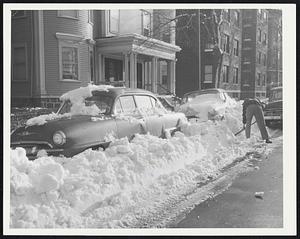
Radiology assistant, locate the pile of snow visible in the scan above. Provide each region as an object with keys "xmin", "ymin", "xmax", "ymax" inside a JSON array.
[
  {"xmin": 177, "ymin": 93, "xmax": 237, "ymax": 122},
  {"xmin": 10, "ymin": 96, "xmax": 280, "ymax": 228},
  {"xmin": 26, "ymin": 84, "xmax": 115, "ymax": 126}
]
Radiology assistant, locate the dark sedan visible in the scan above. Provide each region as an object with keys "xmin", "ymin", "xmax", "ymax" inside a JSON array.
[
  {"xmin": 264, "ymin": 86, "xmax": 282, "ymax": 128},
  {"xmin": 11, "ymin": 86, "xmax": 187, "ymax": 159}
]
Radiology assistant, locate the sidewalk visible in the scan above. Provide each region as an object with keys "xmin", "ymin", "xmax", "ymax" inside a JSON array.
[{"xmin": 176, "ymin": 141, "xmax": 283, "ymax": 228}]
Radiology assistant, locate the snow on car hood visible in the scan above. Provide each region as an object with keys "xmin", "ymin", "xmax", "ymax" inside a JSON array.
[
  {"xmin": 26, "ymin": 84, "xmax": 114, "ymax": 126},
  {"xmin": 10, "ymin": 101, "xmax": 281, "ymax": 229},
  {"xmin": 178, "ymin": 94, "xmax": 237, "ymax": 122}
]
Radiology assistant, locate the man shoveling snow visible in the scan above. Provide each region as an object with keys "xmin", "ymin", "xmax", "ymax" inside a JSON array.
[{"xmin": 242, "ymin": 98, "xmax": 272, "ymax": 144}]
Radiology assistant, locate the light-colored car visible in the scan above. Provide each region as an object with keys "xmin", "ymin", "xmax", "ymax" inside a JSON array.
[
  {"xmin": 11, "ymin": 86, "xmax": 187, "ymax": 159},
  {"xmin": 177, "ymin": 88, "xmax": 233, "ymax": 121}
]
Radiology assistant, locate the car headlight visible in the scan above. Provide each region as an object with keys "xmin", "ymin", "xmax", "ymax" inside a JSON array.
[{"xmin": 53, "ymin": 131, "xmax": 66, "ymax": 145}]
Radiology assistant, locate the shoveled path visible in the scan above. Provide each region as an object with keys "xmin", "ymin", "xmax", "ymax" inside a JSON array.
[{"xmin": 175, "ymin": 138, "xmax": 283, "ymax": 228}]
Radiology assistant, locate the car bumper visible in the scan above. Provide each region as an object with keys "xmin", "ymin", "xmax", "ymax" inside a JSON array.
[
  {"xmin": 264, "ymin": 115, "xmax": 282, "ymax": 120},
  {"xmin": 11, "ymin": 141, "xmax": 64, "ymax": 160}
]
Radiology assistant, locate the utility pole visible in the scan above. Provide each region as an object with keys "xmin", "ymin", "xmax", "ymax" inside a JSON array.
[{"xmin": 198, "ymin": 10, "xmax": 201, "ymax": 90}]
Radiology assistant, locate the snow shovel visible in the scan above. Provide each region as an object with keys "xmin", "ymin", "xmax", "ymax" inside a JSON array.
[{"xmin": 234, "ymin": 121, "xmax": 257, "ymax": 136}]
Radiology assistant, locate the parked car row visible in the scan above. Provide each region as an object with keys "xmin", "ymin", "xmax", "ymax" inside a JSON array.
[
  {"xmin": 11, "ymin": 87, "xmax": 186, "ymax": 160},
  {"xmin": 11, "ymin": 84, "xmax": 282, "ymax": 160}
]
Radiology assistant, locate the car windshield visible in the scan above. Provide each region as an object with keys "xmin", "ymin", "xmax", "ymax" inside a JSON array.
[
  {"xmin": 183, "ymin": 92, "xmax": 221, "ymax": 104},
  {"xmin": 57, "ymin": 94, "xmax": 113, "ymax": 115},
  {"xmin": 270, "ymin": 88, "xmax": 282, "ymax": 102}
]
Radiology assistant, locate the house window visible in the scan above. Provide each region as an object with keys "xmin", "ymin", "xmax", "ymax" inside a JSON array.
[
  {"xmin": 105, "ymin": 58, "xmax": 123, "ymax": 83},
  {"xmin": 12, "ymin": 45, "xmax": 27, "ymax": 81},
  {"xmin": 243, "ymin": 73, "xmax": 251, "ymax": 86},
  {"xmin": 263, "ymin": 54, "xmax": 267, "ymax": 66},
  {"xmin": 223, "ymin": 9, "xmax": 230, "ymax": 21},
  {"xmin": 88, "ymin": 10, "xmax": 94, "ymax": 24},
  {"xmin": 233, "ymin": 39, "xmax": 239, "ymax": 56},
  {"xmin": 232, "ymin": 92, "xmax": 239, "ymax": 99},
  {"xmin": 257, "ymin": 9, "xmax": 262, "ymax": 19},
  {"xmin": 233, "ymin": 10, "xmax": 240, "ymax": 27},
  {"xmin": 204, "ymin": 65, "xmax": 213, "ymax": 83},
  {"xmin": 61, "ymin": 46, "xmax": 79, "ymax": 81},
  {"xmin": 57, "ymin": 10, "xmax": 79, "ymax": 19},
  {"xmin": 262, "ymin": 74, "xmax": 266, "ymax": 86},
  {"xmin": 256, "ymin": 92, "xmax": 260, "ymax": 97},
  {"xmin": 12, "ymin": 10, "xmax": 25, "ymax": 18},
  {"xmin": 162, "ymin": 32, "xmax": 170, "ymax": 43},
  {"xmin": 222, "ymin": 65, "xmax": 229, "ymax": 83},
  {"xmin": 258, "ymin": 51, "xmax": 261, "ymax": 64},
  {"xmin": 142, "ymin": 10, "xmax": 151, "ymax": 37},
  {"xmin": 233, "ymin": 67, "xmax": 239, "ymax": 84},
  {"xmin": 263, "ymin": 11, "xmax": 267, "ymax": 21},
  {"xmin": 109, "ymin": 10, "xmax": 120, "ymax": 34},
  {"xmin": 258, "ymin": 28, "xmax": 262, "ymax": 42},
  {"xmin": 222, "ymin": 34, "xmax": 230, "ymax": 53},
  {"xmin": 257, "ymin": 72, "xmax": 261, "ymax": 86},
  {"xmin": 263, "ymin": 32, "xmax": 267, "ymax": 45}
]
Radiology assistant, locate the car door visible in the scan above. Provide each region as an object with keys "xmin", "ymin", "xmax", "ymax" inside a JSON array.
[
  {"xmin": 114, "ymin": 95, "xmax": 147, "ymax": 139},
  {"xmin": 135, "ymin": 95, "xmax": 166, "ymax": 137}
]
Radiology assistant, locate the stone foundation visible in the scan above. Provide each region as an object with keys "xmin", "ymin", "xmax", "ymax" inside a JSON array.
[{"xmin": 11, "ymin": 97, "xmax": 62, "ymax": 111}]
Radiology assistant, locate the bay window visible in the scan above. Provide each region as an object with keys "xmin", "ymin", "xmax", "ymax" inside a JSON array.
[{"xmin": 60, "ymin": 44, "xmax": 79, "ymax": 81}]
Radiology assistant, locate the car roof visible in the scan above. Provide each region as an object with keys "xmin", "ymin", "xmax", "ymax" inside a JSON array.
[
  {"xmin": 270, "ymin": 86, "xmax": 282, "ymax": 91},
  {"xmin": 92, "ymin": 87, "xmax": 156, "ymax": 98},
  {"xmin": 183, "ymin": 88, "xmax": 224, "ymax": 97}
]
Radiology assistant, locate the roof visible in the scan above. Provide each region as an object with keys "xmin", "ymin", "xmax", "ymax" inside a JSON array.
[{"xmin": 270, "ymin": 86, "xmax": 282, "ymax": 91}]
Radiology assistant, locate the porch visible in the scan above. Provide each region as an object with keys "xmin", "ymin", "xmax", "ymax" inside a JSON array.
[{"xmin": 95, "ymin": 33, "xmax": 181, "ymax": 94}]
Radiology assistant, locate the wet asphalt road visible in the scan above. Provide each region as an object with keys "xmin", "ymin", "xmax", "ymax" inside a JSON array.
[{"xmin": 175, "ymin": 137, "xmax": 283, "ymax": 228}]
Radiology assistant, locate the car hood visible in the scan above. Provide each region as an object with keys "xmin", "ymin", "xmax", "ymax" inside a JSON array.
[
  {"xmin": 265, "ymin": 100, "xmax": 282, "ymax": 111},
  {"xmin": 178, "ymin": 99, "xmax": 226, "ymax": 120},
  {"xmin": 11, "ymin": 115, "xmax": 113, "ymax": 143}
]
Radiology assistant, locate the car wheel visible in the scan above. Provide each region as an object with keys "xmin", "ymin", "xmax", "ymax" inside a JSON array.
[{"xmin": 265, "ymin": 120, "xmax": 271, "ymax": 128}]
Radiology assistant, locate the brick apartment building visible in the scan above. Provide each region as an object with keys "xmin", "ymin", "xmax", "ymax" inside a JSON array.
[
  {"xmin": 176, "ymin": 9, "xmax": 242, "ymax": 99},
  {"xmin": 11, "ymin": 9, "xmax": 181, "ymax": 108},
  {"xmin": 240, "ymin": 9, "xmax": 268, "ymax": 99},
  {"xmin": 176, "ymin": 9, "xmax": 281, "ymax": 100},
  {"xmin": 266, "ymin": 9, "xmax": 282, "ymax": 97}
]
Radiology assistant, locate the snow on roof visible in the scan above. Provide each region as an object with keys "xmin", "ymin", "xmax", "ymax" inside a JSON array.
[
  {"xmin": 60, "ymin": 84, "xmax": 114, "ymax": 102},
  {"xmin": 25, "ymin": 84, "xmax": 114, "ymax": 126}
]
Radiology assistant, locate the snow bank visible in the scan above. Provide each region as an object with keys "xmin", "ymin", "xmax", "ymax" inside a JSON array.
[
  {"xmin": 10, "ymin": 98, "xmax": 279, "ymax": 228},
  {"xmin": 25, "ymin": 84, "xmax": 114, "ymax": 126}
]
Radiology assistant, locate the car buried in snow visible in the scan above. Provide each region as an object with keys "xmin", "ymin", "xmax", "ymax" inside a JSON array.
[
  {"xmin": 264, "ymin": 86, "xmax": 283, "ymax": 128},
  {"xmin": 10, "ymin": 86, "xmax": 187, "ymax": 160},
  {"xmin": 177, "ymin": 88, "xmax": 232, "ymax": 122}
]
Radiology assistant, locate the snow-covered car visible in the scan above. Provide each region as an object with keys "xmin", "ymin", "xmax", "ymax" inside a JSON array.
[
  {"xmin": 177, "ymin": 88, "xmax": 234, "ymax": 122},
  {"xmin": 264, "ymin": 86, "xmax": 282, "ymax": 128},
  {"xmin": 11, "ymin": 85, "xmax": 187, "ymax": 160}
]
